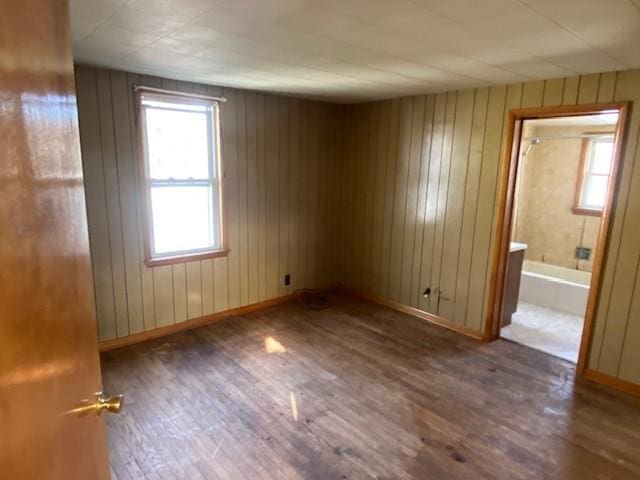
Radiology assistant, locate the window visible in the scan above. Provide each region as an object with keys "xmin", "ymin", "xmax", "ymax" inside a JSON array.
[
  {"xmin": 137, "ymin": 88, "xmax": 226, "ymax": 266},
  {"xmin": 573, "ymin": 135, "xmax": 614, "ymax": 217}
]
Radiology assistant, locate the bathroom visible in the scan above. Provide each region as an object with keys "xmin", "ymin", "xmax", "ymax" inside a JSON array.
[{"xmin": 500, "ymin": 113, "xmax": 618, "ymax": 362}]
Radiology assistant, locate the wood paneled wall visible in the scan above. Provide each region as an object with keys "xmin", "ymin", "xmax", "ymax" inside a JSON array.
[
  {"xmin": 75, "ymin": 65, "xmax": 341, "ymax": 343},
  {"xmin": 338, "ymin": 70, "xmax": 640, "ymax": 386},
  {"xmin": 76, "ymin": 64, "xmax": 640, "ymax": 387}
]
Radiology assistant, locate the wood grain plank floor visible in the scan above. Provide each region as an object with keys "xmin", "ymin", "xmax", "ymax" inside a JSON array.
[{"xmin": 101, "ymin": 295, "xmax": 640, "ymax": 479}]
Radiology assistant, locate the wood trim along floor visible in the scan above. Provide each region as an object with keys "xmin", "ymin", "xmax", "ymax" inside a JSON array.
[
  {"xmin": 583, "ymin": 368, "xmax": 640, "ymax": 398},
  {"xmin": 338, "ymin": 284, "xmax": 484, "ymax": 341},
  {"xmin": 99, "ymin": 286, "xmax": 339, "ymax": 352}
]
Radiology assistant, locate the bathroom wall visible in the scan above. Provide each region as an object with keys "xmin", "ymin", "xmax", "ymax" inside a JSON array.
[{"xmin": 513, "ymin": 123, "xmax": 615, "ymax": 272}]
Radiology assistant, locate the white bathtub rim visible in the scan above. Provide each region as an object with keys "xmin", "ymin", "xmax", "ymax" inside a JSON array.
[
  {"xmin": 521, "ymin": 270, "xmax": 589, "ymax": 290},
  {"xmin": 521, "ymin": 260, "xmax": 591, "ymax": 287}
]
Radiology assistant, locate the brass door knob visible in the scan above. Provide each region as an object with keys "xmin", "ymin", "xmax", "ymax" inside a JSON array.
[{"xmin": 94, "ymin": 392, "xmax": 123, "ymax": 416}]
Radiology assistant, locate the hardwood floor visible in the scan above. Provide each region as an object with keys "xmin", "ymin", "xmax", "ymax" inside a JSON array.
[{"xmin": 101, "ymin": 295, "xmax": 640, "ymax": 479}]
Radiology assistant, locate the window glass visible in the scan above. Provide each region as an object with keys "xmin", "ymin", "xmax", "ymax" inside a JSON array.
[
  {"xmin": 583, "ymin": 175, "xmax": 608, "ymax": 208},
  {"xmin": 590, "ymin": 140, "xmax": 613, "ymax": 175},
  {"xmin": 145, "ymin": 108, "xmax": 210, "ymax": 180},
  {"xmin": 151, "ymin": 186, "xmax": 214, "ymax": 254}
]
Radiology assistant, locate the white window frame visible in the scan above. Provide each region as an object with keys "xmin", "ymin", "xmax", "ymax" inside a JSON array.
[
  {"xmin": 573, "ymin": 134, "xmax": 614, "ymax": 217},
  {"xmin": 136, "ymin": 87, "xmax": 226, "ymax": 266}
]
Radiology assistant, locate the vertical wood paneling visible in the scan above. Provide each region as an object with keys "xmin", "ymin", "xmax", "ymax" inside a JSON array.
[
  {"xmin": 362, "ymin": 104, "xmax": 378, "ymax": 292},
  {"xmin": 76, "ymin": 67, "xmax": 117, "ymax": 340},
  {"xmin": 620, "ymin": 281, "xmax": 640, "ymax": 380},
  {"xmin": 256, "ymin": 94, "xmax": 267, "ymax": 301},
  {"xmin": 542, "ymin": 78, "xmax": 564, "ymax": 106},
  {"xmin": 479, "ymin": 82, "xmax": 523, "ymax": 326},
  {"xmin": 307, "ymin": 104, "xmax": 320, "ymax": 288},
  {"xmin": 236, "ymin": 91, "xmax": 250, "ymax": 306},
  {"xmin": 521, "ymin": 80, "xmax": 544, "ymax": 108},
  {"xmin": 371, "ymin": 101, "xmax": 390, "ymax": 295},
  {"xmin": 172, "ymin": 264, "xmax": 187, "ymax": 323},
  {"xmin": 577, "ymin": 73, "xmax": 600, "ymax": 104},
  {"xmin": 288, "ymin": 99, "xmax": 300, "ymax": 291},
  {"xmin": 335, "ymin": 106, "xmax": 347, "ymax": 283},
  {"xmin": 350, "ymin": 105, "xmax": 367, "ymax": 289},
  {"xmin": 278, "ymin": 97, "xmax": 290, "ymax": 297},
  {"xmin": 589, "ymin": 72, "xmax": 639, "ymax": 371},
  {"xmin": 213, "ymin": 258, "xmax": 228, "ymax": 313},
  {"xmin": 201, "ymin": 259, "xmax": 214, "ymax": 316},
  {"xmin": 380, "ymin": 99, "xmax": 401, "ymax": 296},
  {"xmin": 317, "ymin": 103, "xmax": 328, "ymax": 287},
  {"xmin": 95, "ymin": 70, "xmax": 129, "ymax": 338},
  {"xmin": 78, "ymin": 65, "xmax": 338, "ymax": 344},
  {"xmin": 562, "ymin": 76, "xmax": 580, "ymax": 105},
  {"xmin": 79, "ymin": 65, "xmax": 640, "ymax": 386},
  {"xmin": 185, "ymin": 261, "xmax": 202, "ymax": 320},
  {"xmin": 346, "ymin": 106, "xmax": 360, "ymax": 288},
  {"xmin": 153, "ymin": 266, "xmax": 174, "ymax": 328},
  {"xmin": 246, "ymin": 92, "xmax": 260, "ymax": 304},
  {"xmin": 453, "ymin": 87, "xmax": 489, "ymax": 325},
  {"xmin": 298, "ymin": 102, "xmax": 310, "ymax": 289},
  {"xmin": 318, "ymin": 105, "xmax": 332, "ymax": 287},
  {"xmin": 265, "ymin": 95, "xmax": 279, "ymax": 299},
  {"xmin": 223, "ymin": 88, "xmax": 240, "ymax": 308},
  {"xmin": 438, "ymin": 89, "xmax": 475, "ymax": 320},
  {"xmin": 324, "ymin": 105, "xmax": 336, "ymax": 284},
  {"xmin": 388, "ymin": 98, "xmax": 414, "ymax": 301},
  {"xmin": 617, "ymin": 69, "xmax": 640, "ymax": 377},
  {"xmin": 429, "ymin": 92, "xmax": 457, "ymax": 314},
  {"xmin": 466, "ymin": 85, "xmax": 508, "ymax": 331},
  {"xmin": 399, "ymin": 96, "xmax": 426, "ymax": 306},
  {"xmin": 110, "ymin": 70, "xmax": 144, "ymax": 335},
  {"xmin": 327, "ymin": 105, "xmax": 343, "ymax": 285},
  {"xmin": 417, "ymin": 93, "xmax": 447, "ymax": 312},
  {"xmin": 410, "ymin": 95, "xmax": 435, "ymax": 307},
  {"xmin": 592, "ymin": 70, "xmax": 640, "ymax": 377},
  {"xmin": 597, "ymin": 72, "xmax": 617, "ymax": 102},
  {"xmin": 127, "ymin": 72, "xmax": 156, "ymax": 332}
]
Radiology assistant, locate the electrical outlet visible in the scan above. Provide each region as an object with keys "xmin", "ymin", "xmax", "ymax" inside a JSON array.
[{"xmin": 284, "ymin": 274, "xmax": 291, "ymax": 286}]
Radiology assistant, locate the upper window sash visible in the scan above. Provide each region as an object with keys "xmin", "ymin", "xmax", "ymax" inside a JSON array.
[{"xmin": 140, "ymin": 96, "xmax": 219, "ymax": 183}]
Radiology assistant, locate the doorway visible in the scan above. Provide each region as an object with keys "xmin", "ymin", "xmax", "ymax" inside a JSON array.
[{"xmin": 486, "ymin": 103, "xmax": 628, "ymax": 372}]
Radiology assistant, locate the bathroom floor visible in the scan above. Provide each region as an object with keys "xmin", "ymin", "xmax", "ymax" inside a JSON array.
[{"xmin": 501, "ymin": 302, "xmax": 583, "ymax": 363}]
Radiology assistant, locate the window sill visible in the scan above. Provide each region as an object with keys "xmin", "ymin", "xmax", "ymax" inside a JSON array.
[
  {"xmin": 144, "ymin": 249, "xmax": 230, "ymax": 267},
  {"xmin": 572, "ymin": 207, "xmax": 603, "ymax": 217}
]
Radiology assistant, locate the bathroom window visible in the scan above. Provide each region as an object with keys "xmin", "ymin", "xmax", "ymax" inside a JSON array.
[
  {"xmin": 137, "ymin": 88, "xmax": 226, "ymax": 266},
  {"xmin": 573, "ymin": 135, "xmax": 614, "ymax": 216}
]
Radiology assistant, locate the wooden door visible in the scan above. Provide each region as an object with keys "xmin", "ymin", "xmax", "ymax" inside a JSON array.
[{"xmin": 0, "ymin": 1, "xmax": 111, "ymax": 478}]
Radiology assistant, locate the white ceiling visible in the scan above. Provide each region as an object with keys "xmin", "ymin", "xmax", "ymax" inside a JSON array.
[{"xmin": 70, "ymin": 0, "xmax": 640, "ymax": 103}]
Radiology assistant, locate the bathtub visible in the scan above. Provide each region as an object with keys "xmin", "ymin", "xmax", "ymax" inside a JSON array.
[{"xmin": 518, "ymin": 260, "xmax": 591, "ymax": 316}]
